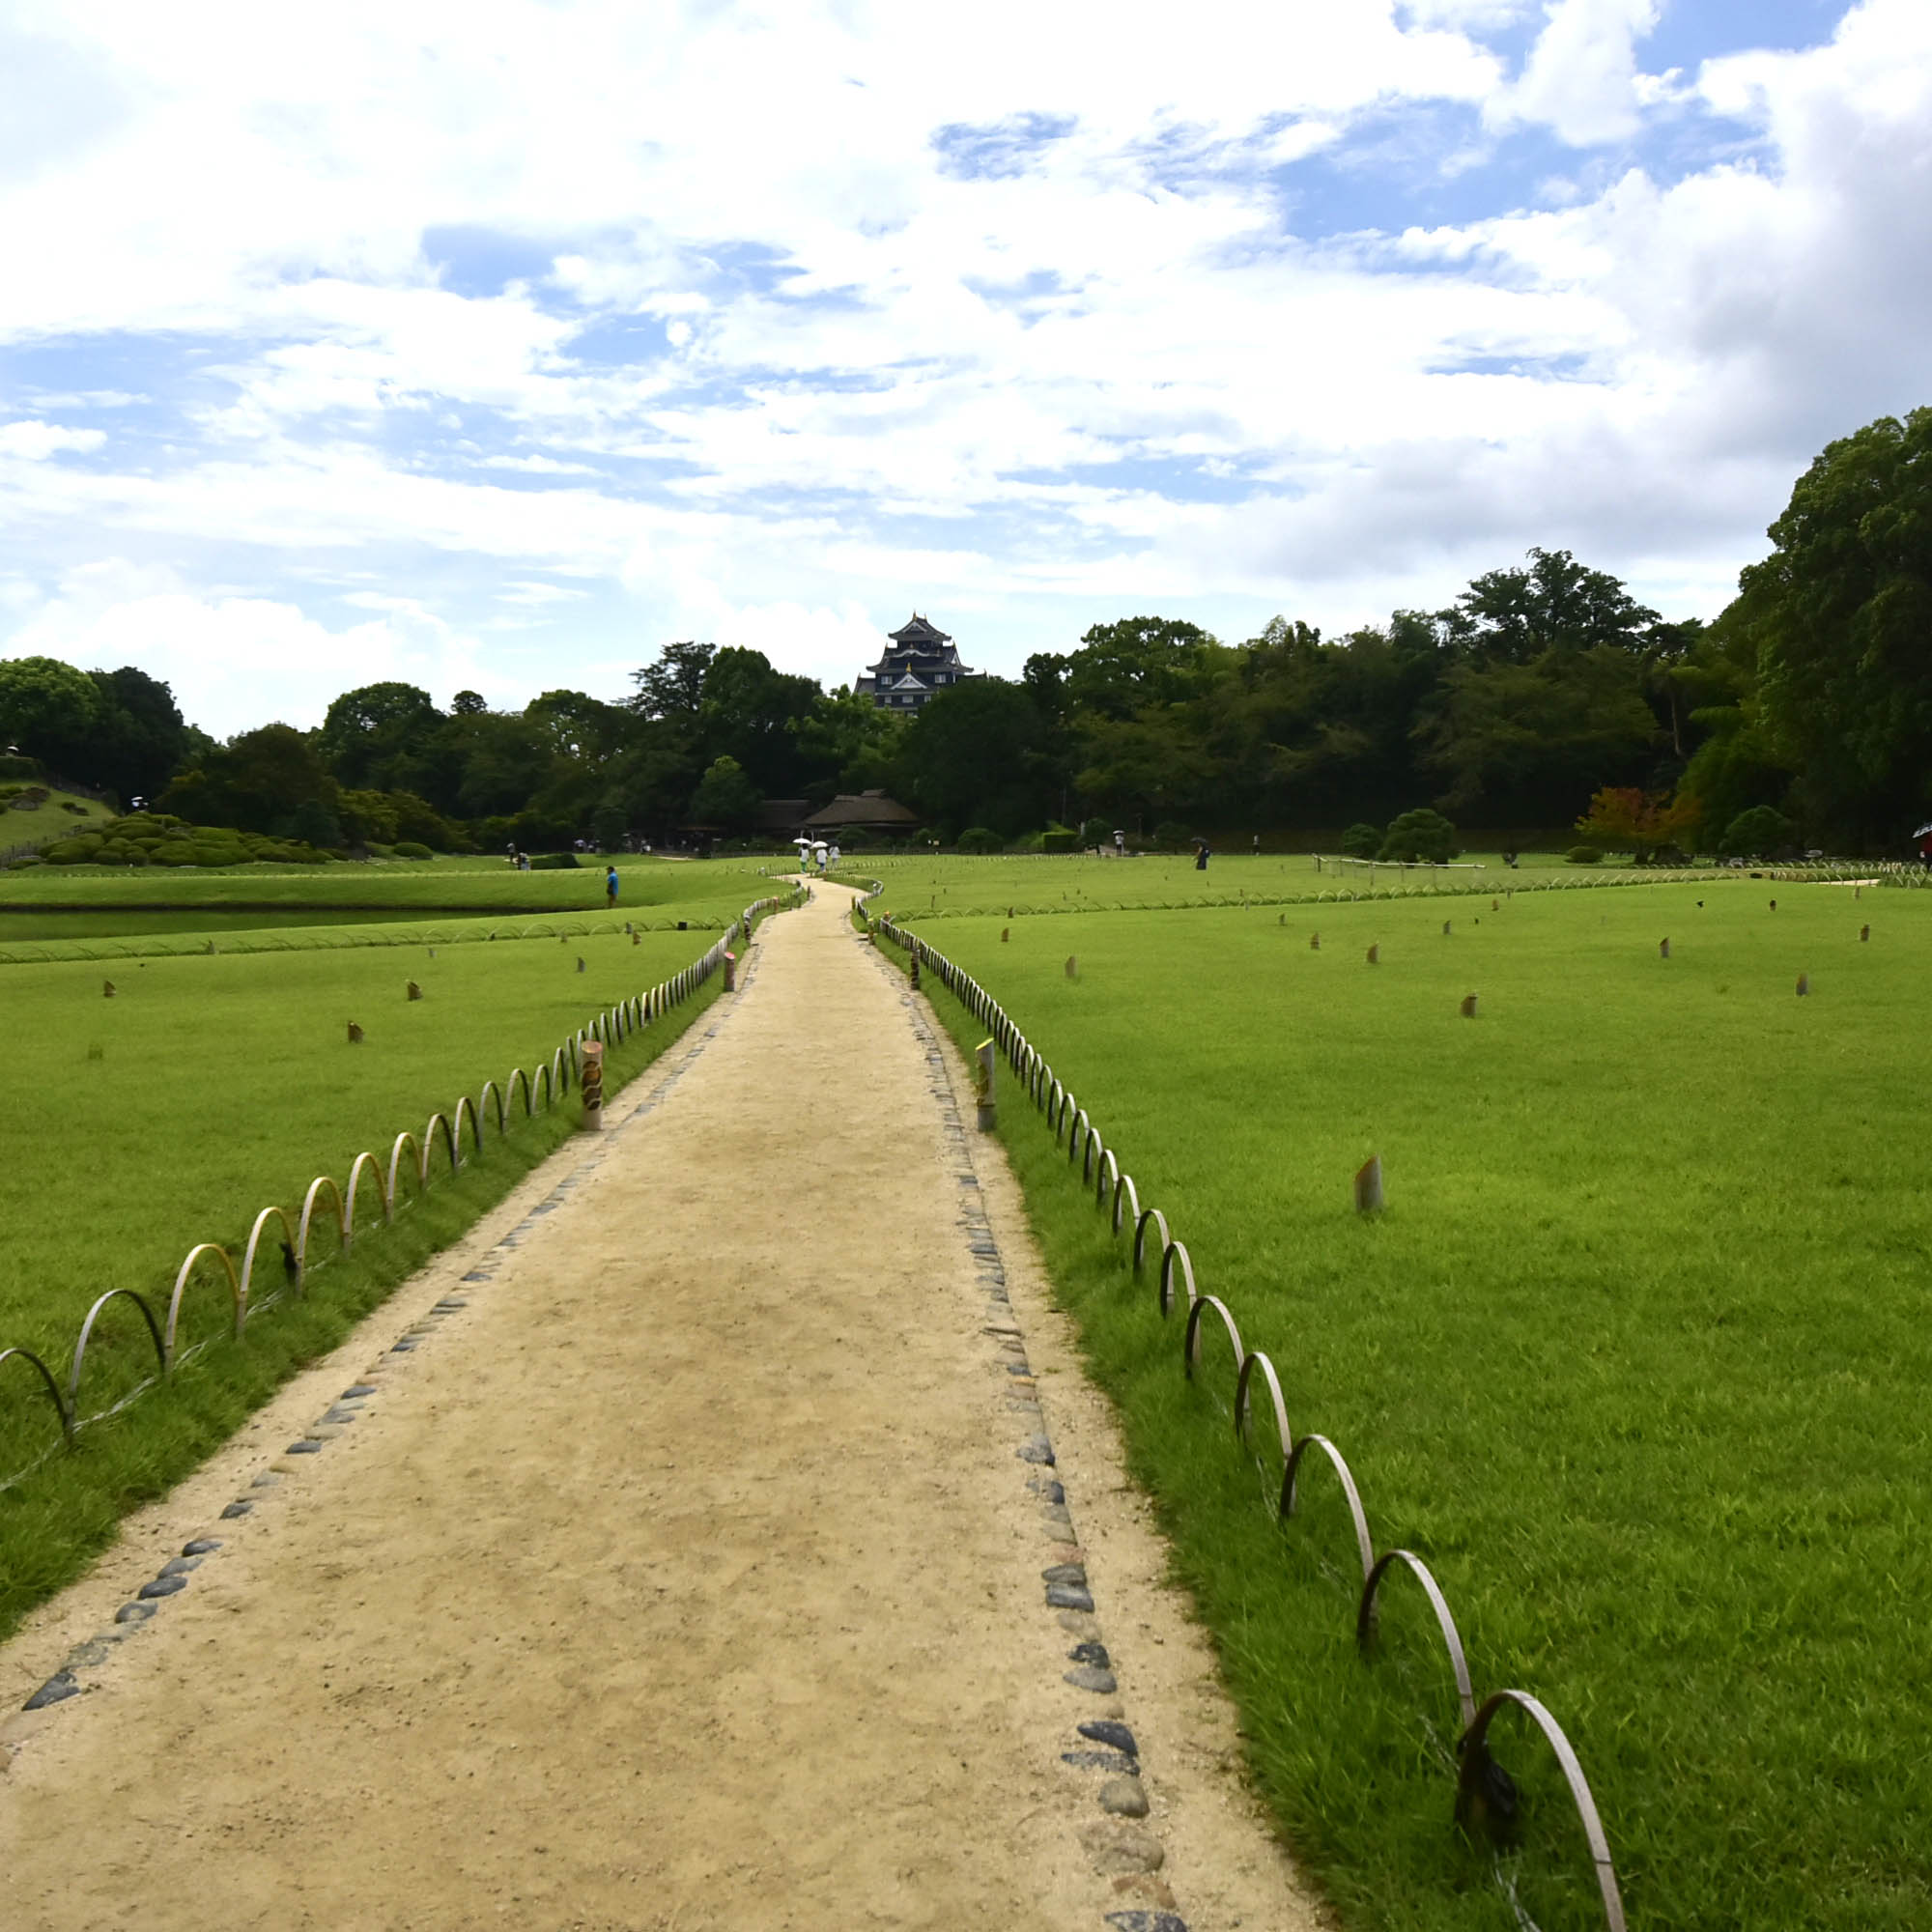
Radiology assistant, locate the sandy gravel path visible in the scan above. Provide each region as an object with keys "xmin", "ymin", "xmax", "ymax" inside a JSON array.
[{"xmin": 0, "ymin": 888, "xmax": 1321, "ymax": 1932}]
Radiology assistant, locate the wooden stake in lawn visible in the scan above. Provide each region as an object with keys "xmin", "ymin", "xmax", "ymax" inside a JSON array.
[
  {"xmin": 1861, "ymin": 924, "xmax": 1870, "ymax": 943},
  {"xmin": 1065, "ymin": 954, "xmax": 1077, "ymax": 980},
  {"xmin": 581, "ymin": 1038, "xmax": 605, "ymax": 1127},
  {"xmin": 1354, "ymin": 1154, "xmax": 1384, "ymax": 1214},
  {"xmin": 407, "ymin": 980, "xmax": 423, "ymax": 1001},
  {"xmin": 101, "ymin": 980, "xmax": 115, "ymax": 998},
  {"xmin": 974, "ymin": 1039, "xmax": 997, "ymax": 1132},
  {"xmin": 1796, "ymin": 973, "xmax": 1810, "ymax": 997},
  {"xmin": 1310, "ymin": 932, "xmax": 1320, "ymax": 950},
  {"xmin": 346, "ymin": 1021, "xmax": 363, "ymax": 1044},
  {"xmin": 1460, "ymin": 992, "xmax": 1480, "ymax": 1018},
  {"xmin": 1443, "ymin": 920, "xmax": 1452, "ymax": 936},
  {"xmin": 1366, "ymin": 943, "xmax": 1379, "ymax": 964},
  {"xmin": 1660, "ymin": 939, "xmax": 1670, "ymax": 959},
  {"xmin": 1001, "ymin": 927, "xmax": 1009, "ymax": 943}
]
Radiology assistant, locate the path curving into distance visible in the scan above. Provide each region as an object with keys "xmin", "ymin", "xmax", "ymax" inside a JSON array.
[{"xmin": 0, "ymin": 887, "xmax": 1317, "ymax": 1932}]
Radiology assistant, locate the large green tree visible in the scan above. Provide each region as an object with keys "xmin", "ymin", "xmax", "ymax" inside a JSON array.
[
  {"xmin": 159, "ymin": 724, "xmax": 336, "ymax": 835},
  {"xmin": 896, "ymin": 679, "xmax": 1053, "ymax": 837},
  {"xmin": 318, "ymin": 682, "xmax": 446, "ymax": 792},
  {"xmin": 1745, "ymin": 407, "xmax": 1932, "ymax": 847},
  {"xmin": 0, "ymin": 655, "xmax": 103, "ymax": 774}
]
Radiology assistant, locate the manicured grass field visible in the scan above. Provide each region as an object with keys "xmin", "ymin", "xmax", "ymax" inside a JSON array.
[
  {"xmin": 0, "ymin": 852, "xmax": 789, "ymax": 911},
  {"xmin": 830, "ymin": 850, "xmax": 1732, "ymax": 923},
  {"xmin": 0, "ymin": 897, "xmax": 783, "ymax": 1636},
  {"xmin": 893, "ymin": 876, "xmax": 1929, "ymax": 1931}
]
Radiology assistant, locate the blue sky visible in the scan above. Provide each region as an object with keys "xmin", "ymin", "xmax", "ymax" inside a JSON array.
[{"xmin": 2, "ymin": 0, "xmax": 1928, "ymax": 736}]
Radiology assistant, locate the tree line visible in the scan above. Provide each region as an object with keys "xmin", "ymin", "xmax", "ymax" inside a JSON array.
[{"xmin": 2, "ymin": 406, "xmax": 1926, "ymax": 857}]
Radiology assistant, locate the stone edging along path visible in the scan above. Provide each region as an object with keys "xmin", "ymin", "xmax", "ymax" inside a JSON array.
[{"xmin": 0, "ymin": 883, "xmax": 1318, "ymax": 1932}]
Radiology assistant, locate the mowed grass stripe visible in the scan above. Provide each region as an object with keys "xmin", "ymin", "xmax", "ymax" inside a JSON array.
[{"xmin": 904, "ymin": 880, "xmax": 1930, "ymax": 1932}]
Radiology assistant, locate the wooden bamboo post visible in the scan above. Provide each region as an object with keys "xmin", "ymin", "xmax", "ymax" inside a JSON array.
[{"xmin": 974, "ymin": 1039, "xmax": 997, "ymax": 1132}]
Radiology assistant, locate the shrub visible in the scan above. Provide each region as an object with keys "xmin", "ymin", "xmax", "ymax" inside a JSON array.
[
  {"xmin": 955, "ymin": 826, "xmax": 1003, "ymax": 854},
  {"xmin": 1341, "ymin": 822, "xmax": 1382, "ymax": 859},
  {"xmin": 1566, "ymin": 844, "xmax": 1605, "ymax": 865},
  {"xmin": 1041, "ymin": 828, "xmax": 1079, "ymax": 855},
  {"xmin": 1720, "ymin": 805, "xmax": 1796, "ymax": 858},
  {"xmin": 529, "ymin": 851, "xmax": 581, "ymax": 869},
  {"xmin": 44, "ymin": 837, "xmax": 101, "ymax": 864},
  {"xmin": 1378, "ymin": 809, "xmax": 1460, "ymax": 864},
  {"xmin": 1080, "ymin": 815, "xmax": 1113, "ymax": 850},
  {"xmin": 1153, "ymin": 820, "xmax": 1192, "ymax": 851},
  {"xmin": 393, "ymin": 840, "xmax": 435, "ymax": 861},
  {"xmin": 8, "ymin": 852, "xmax": 44, "ymax": 867}
]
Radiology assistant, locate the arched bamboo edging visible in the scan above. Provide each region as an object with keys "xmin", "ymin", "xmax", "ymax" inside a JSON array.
[
  {"xmin": 424, "ymin": 1111, "xmax": 460, "ymax": 1180},
  {"xmin": 68, "ymin": 1289, "xmax": 167, "ymax": 1409},
  {"xmin": 0, "ymin": 1346, "xmax": 72, "ymax": 1443},
  {"xmin": 1236, "ymin": 1349, "xmax": 1293, "ymax": 1466},
  {"xmin": 345, "ymin": 1151, "xmax": 385, "ymax": 1233},
  {"xmin": 1157, "ymin": 1239, "xmax": 1197, "ymax": 1317},
  {"xmin": 1183, "ymin": 1293, "xmax": 1243, "ymax": 1379},
  {"xmin": 1112, "ymin": 1170, "xmax": 1140, "ymax": 1237},
  {"xmin": 240, "ymin": 1204, "xmax": 299, "ymax": 1303},
  {"xmin": 386, "ymin": 1132, "xmax": 422, "ymax": 1211},
  {"xmin": 298, "ymin": 1175, "xmax": 347, "ymax": 1272},
  {"xmin": 453, "ymin": 1094, "xmax": 483, "ymax": 1158},
  {"xmin": 1456, "ymin": 1691, "xmax": 1626, "ymax": 1932},
  {"xmin": 1358, "ymin": 1548, "xmax": 1476, "ymax": 1731},
  {"xmin": 1132, "ymin": 1206, "xmax": 1170, "ymax": 1276},
  {"xmin": 479, "ymin": 1079, "xmax": 507, "ymax": 1134},
  {"xmin": 163, "ymin": 1243, "xmax": 242, "ymax": 1367},
  {"xmin": 1280, "ymin": 1433, "xmax": 1376, "ymax": 1585}
]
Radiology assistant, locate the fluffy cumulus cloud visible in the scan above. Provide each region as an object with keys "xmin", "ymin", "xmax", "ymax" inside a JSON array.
[{"xmin": 0, "ymin": 0, "xmax": 1926, "ymax": 732}]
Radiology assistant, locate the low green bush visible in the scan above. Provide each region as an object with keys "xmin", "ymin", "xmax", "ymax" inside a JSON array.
[
  {"xmin": 1041, "ymin": 828, "xmax": 1079, "ymax": 855},
  {"xmin": 1341, "ymin": 822, "xmax": 1382, "ymax": 859},
  {"xmin": 955, "ymin": 827, "xmax": 1003, "ymax": 855},
  {"xmin": 1378, "ymin": 807, "xmax": 1460, "ymax": 863},
  {"xmin": 529, "ymin": 851, "xmax": 581, "ymax": 870},
  {"xmin": 393, "ymin": 840, "xmax": 435, "ymax": 861},
  {"xmin": 1566, "ymin": 844, "xmax": 1605, "ymax": 864}
]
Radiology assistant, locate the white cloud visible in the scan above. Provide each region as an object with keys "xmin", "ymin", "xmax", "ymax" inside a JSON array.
[
  {"xmin": 0, "ymin": 419, "xmax": 106, "ymax": 459},
  {"xmin": 2, "ymin": 560, "xmax": 506, "ymax": 736},
  {"xmin": 1488, "ymin": 0, "xmax": 1666, "ymax": 146}
]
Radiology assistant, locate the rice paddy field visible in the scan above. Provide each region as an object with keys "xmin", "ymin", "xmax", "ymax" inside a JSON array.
[
  {"xmin": 879, "ymin": 867, "xmax": 1930, "ymax": 1931},
  {"xmin": 0, "ymin": 869, "xmax": 790, "ymax": 1636}
]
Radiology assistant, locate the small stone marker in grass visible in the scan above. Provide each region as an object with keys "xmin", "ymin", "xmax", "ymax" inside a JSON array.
[
  {"xmin": 102, "ymin": 980, "xmax": 115, "ymax": 998},
  {"xmin": 1366, "ymin": 943, "xmax": 1379, "ymax": 964},
  {"xmin": 1492, "ymin": 896, "xmax": 1499, "ymax": 911},
  {"xmin": 1861, "ymin": 923, "xmax": 1870, "ymax": 942},
  {"xmin": 1065, "ymin": 955, "xmax": 1078, "ymax": 980},
  {"xmin": 1002, "ymin": 926, "xmax": 1009, "ymax": 942},
  {"xmin": 1460, "ymin": 992, "xmax": 1479, "ymax": 1018},
  {"xmin": 1770, "ymin": 899, "xmax": 1777, "ymax": 911},
  {"xmin": 347, "ymin": 1021, "xmax": 363, "ymax": 1044},
  {"xmin": 1796, "ymin": 972, "xmax": 1809, "ymax": 997},
  {"xmin": 1442, "ymin": 920, "xmax": 1452, "ymax": 936},
  {"xmin": 576, "ymin": 956, "xmax": 586, "ymax": 973},
  {"xmin": 1660, "ymin": 939, "xmax": 1670, "ymax": 959},
  {"xmin": 632, "ymin": 930, "xmax": 640, "ymax": 945},
  {"xmin": 1354, "ymin": 1154, "xmax": 1384, "ymax": 1214},
  {"xmin": 1310, "ymin": 932, "xmax": 1320, "ymax": 950},
  {"xmin": 581, "ymin": 1038, "xmax": 605, "ymax": 1127},
  {"xmin": 407, "ymin": 980, "xmax": 422, "ymax": 1001}
]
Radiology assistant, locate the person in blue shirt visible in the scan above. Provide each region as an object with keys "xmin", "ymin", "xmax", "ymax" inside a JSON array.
[{"xmin": 606, "ymin": 866, "xmax": 619, "ymax": 906}]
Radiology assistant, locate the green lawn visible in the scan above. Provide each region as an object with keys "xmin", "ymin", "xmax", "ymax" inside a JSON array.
[
  {"xmin": 826, "ymin": 850, "xmax": 1813, "ymax": 923},
  {"xmin": 0, "ymin": 852, "xmax": 791, "ymax": 912},
  {"xmin": 886, "ymin": 875, "xmax": 1929, "ymax": 1931}
]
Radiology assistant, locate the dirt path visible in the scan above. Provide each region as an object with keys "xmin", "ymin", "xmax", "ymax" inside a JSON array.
[{"xmin": 0, "ymin": 889, "xmax": 1321, "ymax": 1932}]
